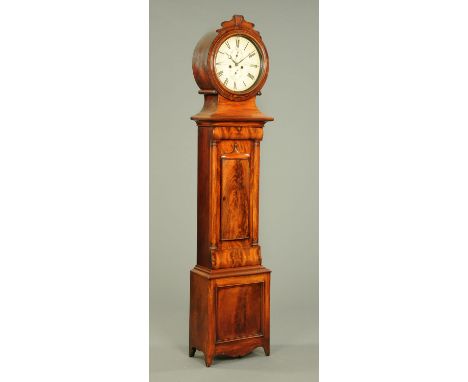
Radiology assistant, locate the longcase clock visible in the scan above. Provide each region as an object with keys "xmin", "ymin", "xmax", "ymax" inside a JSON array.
[{"xmin": 189, "ymin": 15, "xmax": 273, "ymax": 367}]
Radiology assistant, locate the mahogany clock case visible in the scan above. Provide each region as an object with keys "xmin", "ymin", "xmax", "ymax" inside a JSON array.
[
  {"xmin": 150, "ymin": 0, "xmax": 318, "ymax": 378},
  {"xmin": 189, "ymin": 15, "xmax": 273, "ymax": 367}
]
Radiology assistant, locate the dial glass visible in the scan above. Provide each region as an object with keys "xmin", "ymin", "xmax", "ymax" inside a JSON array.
[{"xmin": 214, "ymin": 35, "xmax": 262, "ymax": 92}]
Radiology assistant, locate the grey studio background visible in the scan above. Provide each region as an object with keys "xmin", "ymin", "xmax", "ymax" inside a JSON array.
[{"xmin": 150, "ymin": 0, "xmax": 318, "ymax": 381}]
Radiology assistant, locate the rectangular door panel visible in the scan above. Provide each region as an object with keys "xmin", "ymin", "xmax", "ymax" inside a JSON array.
[{"xmin": 221, "ymin": 157, "xmax": 250, "ymax": 240}]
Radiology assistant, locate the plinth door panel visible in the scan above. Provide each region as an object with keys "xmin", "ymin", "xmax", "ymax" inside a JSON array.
[
  {"xmin": 189, "ymin": 15, "xmax": 274, "ymax": 367},
  {"xmin": 216, "ymin": 282, "xmax": 263, "ymax": 342}
]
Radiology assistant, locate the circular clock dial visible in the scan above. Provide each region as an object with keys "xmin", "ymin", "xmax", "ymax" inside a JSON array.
[{"xmin": 214, "ymin": 35, "xmax": 262, "ymax": 93}]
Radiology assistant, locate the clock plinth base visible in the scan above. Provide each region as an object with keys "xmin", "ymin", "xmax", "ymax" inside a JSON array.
[{"xmin": 189, "ymin": 265, "xmax": 271, "ymax": 367}]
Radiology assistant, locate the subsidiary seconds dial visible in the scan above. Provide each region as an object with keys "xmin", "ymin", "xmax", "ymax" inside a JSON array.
[{"xmin": 214, "ymin": 35, "xmax": 262, "ymax": 92}]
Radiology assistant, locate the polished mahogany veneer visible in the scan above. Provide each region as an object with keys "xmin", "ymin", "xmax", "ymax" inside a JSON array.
[{"xmin": 189, "ymin": 15, "xmax": 273, "ymax": 367}]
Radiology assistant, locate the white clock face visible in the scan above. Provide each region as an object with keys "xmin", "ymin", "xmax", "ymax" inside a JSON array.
[{"xmin": 214, "ymin": 35, "xmax": 262, "ymax": 92}]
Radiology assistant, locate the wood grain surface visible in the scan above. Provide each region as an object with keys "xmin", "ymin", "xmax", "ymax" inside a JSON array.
[{"xmin": 221, "ymin": 153, "xmax": 250, "ymax": 240}]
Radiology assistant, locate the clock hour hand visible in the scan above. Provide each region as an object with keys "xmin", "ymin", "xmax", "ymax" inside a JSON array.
[
  {"xmin": 220, "ymin": 51, "xmax": 239, "ymax": 65},
  {"xmin": 227, "ymin": 54, "xmax": 238, "ymax": 65}
]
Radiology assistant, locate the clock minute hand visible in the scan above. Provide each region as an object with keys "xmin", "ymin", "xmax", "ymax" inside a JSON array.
[{"xmin": 237, "ymin": 54, "xmax": 251, "ymax": 64}]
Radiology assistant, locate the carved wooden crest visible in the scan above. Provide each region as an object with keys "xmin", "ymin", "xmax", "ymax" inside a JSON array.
[{"xmin": 216, "ymin": 15, "xmax": 262, "ymax": 38}]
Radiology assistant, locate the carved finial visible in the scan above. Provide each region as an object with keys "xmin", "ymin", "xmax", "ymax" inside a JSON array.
[{"xmin": 216, "ymin": 15, "xmax": 260, "ymax": 37}]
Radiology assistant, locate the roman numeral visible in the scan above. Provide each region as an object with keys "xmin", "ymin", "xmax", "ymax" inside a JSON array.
[
  {"xmin": 234, "ymin": 81, "xmax": 237, "ymax": 90},
  {"xmin": 225, "ymin": 41, "xmax": 230, "ymax": 49},
  {"xmin": 215, "ymin": 62, "xmax": 222, "ymax": 65},
  {"xmin": 224, "ymin": 78, "xmax": 228, "ymax": 86},
  {"xmin": 243, "ymin": 81, "xmax": 247, "ymax": 86},
  {"xmin": 248, "ymin": 51, "xmax": 256, "ymax": 58},
  {"xmin": 244, "ymin": 42, "xmax": 249, "ymax": 50},
  {"xmin": 250, "ymin": 64, "xmax": 258, "ymax": 68},
  {"xmin": 247, "ymin": 73, "xmax": 254, "ymax": 80},
  {"xmin": 236, "ymin": 38, "xmax": 239, "ymax": 48},
  {"xmin": 217, "ymin": 70, "xmax": 223, "ymax": 77}
]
